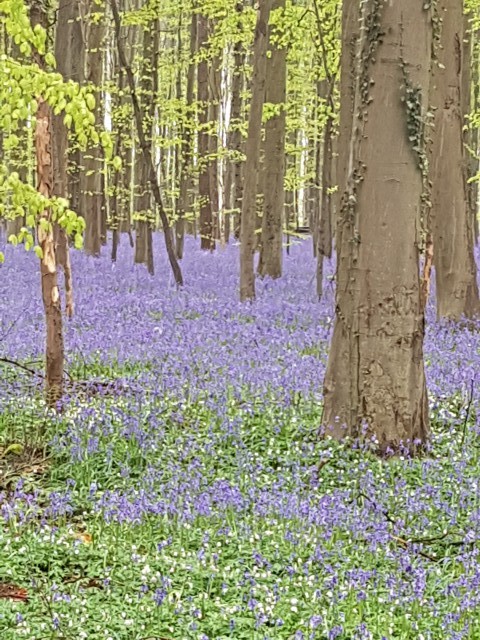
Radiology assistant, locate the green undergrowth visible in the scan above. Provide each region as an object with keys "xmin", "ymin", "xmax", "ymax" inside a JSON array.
[{"xmin": 0, "ymin": 366, "xmax": 479, "ymax": 639}]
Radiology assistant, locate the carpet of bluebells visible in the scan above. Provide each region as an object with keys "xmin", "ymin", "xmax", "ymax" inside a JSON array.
[{"xmin": 0, "ymin": 236, "xmax": 480, "ymax": 640}]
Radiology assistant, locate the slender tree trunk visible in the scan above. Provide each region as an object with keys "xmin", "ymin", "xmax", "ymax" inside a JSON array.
[
  {"xmin": 316, "ymin": 83, "xmax": 335, "ymax": 300},
  {"xmin": 335, "ymin": 0, "xmax": 359, "ymax": 248},
  {"xmin": 226, "ymin": 3, "xmax": 247, "ymax": 241},
  {"xmin": 30, "ymin": 0, "xmax": 64, "ymax": 404},
  {"xmin": 323, "ymin": 1, "xmax": 431, "ymax": 451},
  {"xmin": 224, "ymin": 4, "xmax": 247, "ymax": 243},
  {"xmin": 81, "ymin": 0, "xmax": 106, "ymax": 256},
  {"xmin": 240, "ymin": 0, "xmax": 272, "ymax": 301},
  {"xmin": 258, "ymin": 0, "xmax": 286, "ymax": 278},
  {"xmin": 197, "ymin": 12, "xmax": 215, "ymax": 251},
  {"xmin": 176, "ymin": 8, "xmax": 197, "ymax": 259},
  {"xmin": 463, "ymin": 16, "xmax": 479, "ymax": 244},
  {"xmin": 134, "ymin": 19, "xmax": 157, "ymax": 275},
  {"xmin": 37, "ymin": 100, "xmax": 64, "ymax": 403},
  {"xmin": 208, "ymin": 45, "xmax": 221, "ymax": 240},
  {"xmin": 430, "ymin": 0, "xmax": 480, "ymax": 319},
  {"xmin": 66, "ymin": 4, "xmax": 85, "ymax": 216},
  {"xmin": 52, "ymin": 0, "xmax": 77, "ymax": 317}
]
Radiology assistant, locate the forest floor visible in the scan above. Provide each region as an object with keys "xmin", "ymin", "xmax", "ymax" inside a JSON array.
[{"xmin": 0, "ymin": 238, "xmax": 480, "ymax": 640}]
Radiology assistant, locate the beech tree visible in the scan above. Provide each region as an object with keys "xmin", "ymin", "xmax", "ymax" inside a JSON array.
[
  {"xmin": 197, "ymin": 11, "xmax": 215, "ymax": 251},
  {"xmin": 257, "ymin": 0, "xmax": 286, "ymax": 280},
  {"xmin": 429, "ymin": 0, "xmax": 480, "ymax": 319},
  {"xmin": 0, "ymin": 0, "xmax": 106, "ymax": 402},
  {"xmin": 240, "ymin": 0, "xmax": 272, "ymax": 302},
  {"xmin": 322, "ymin": 1, "xmax": 432, "ymax": 450}
]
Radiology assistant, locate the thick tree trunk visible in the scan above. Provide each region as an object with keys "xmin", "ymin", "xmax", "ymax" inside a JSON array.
[
  {"xmin": 323, "ymin": 1, "xmax": 431, "ymax": 451},
  {"xmin": 197, "ymin": 12, "xmax": 215, "ymax": 251},
  {"xmin": 240, "ymin": 0, "xmax": 272, "ymax": 301},
  {"xmin": 258, "ymin": 0, "xmax": 286, "ymax": 279},
  {"xmin": 430, "ymin": 0, "xmax": 480, "ymax": 319},
  {"xmin": 81, "ymin": 0, "xmax": 106, "ymax": 256}
]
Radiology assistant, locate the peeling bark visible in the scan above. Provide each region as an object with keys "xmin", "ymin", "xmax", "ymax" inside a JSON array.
[{"xmin": 36, "ymin": 101, "xmax": 64, "ymax": 403}]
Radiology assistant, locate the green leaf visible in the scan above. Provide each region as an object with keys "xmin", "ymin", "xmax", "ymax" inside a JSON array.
[{"xmin": 74, "ymin": 233, "xmax": 83, "ymax": 249}]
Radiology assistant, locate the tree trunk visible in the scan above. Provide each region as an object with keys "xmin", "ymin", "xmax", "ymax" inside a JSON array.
[
  {"xmin": 29, "ymin": 0, "xmax": 64, "ymax": 404},
  {"xmin": 430, "ymin": 0, "xmax": 480, "ymax": 319},
  {"xmin": 37, "ymin": 100, "xmax": 64, "ymax": 404},
  {"xmin": 258, "ymin": 0, "xmax": 286, "ymax": 279},
  {"xmin": 65, "ymin": 2, "xmax": 85, "ymax": 216},
  {"xmin": 335, "ymin": 0, "xmax": 359, "ymax": 248},
  {"xmin": 197, "ymin": 12, "xmax": 215, "ymax": 251},
  {"xmin": 134, "ymin": 19, "xmax": 157, "ymax": 275},
  {"xmin": 81, "ymin": 0, "xmax": 106, "ymax": 256},
  {"xmin": 322, "ymin": 1, "xmax": 431, "ymax": 451},
  {"xmin": 226, "ymin": 3, "xmax": 246, "ymax": 242},
  {"xmin": 240, "ymin": 0, "xmax": 272, "ymax": 301},
  {"xmin": 224, "ymin": 5, "xmax": 246, "ymax": 243},
  {"xmin": 316, "ymin": 79, "xmax": 335, "ymax": 300},
  {"xmin": 53, "ymin": 0, "xmax": 77, "ymax": 317},
  {"xmin": 208, "ymin": 45, "xmax": 221, "ymax": 240},
  {"xmin": 462, "ymin": 15, "xmax": 479, "ymax": 244},
  {"xmin": 176, "ymin": 8, "xmax": 197, "ymax": 259}
]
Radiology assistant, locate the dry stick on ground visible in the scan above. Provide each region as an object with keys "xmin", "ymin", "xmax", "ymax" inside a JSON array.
[{"xmin": 110, "ymin": 0, "xmax": 183, "ymax": 287}]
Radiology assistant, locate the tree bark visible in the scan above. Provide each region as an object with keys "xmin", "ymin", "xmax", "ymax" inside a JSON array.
[
  {"xmin": 134, "ymin": 19, "xmax": 157, "ymax": 275},
  {"xmin": 81, "ymin": 0, "xmax": 106, "ymax": 256},
  {"xmin": 430, "ymin": 0, "xmax": 480, "ymax": 319},
  {"xmin": 52, "ymin": 0, "xmax": 76, "ymax": 317},
  {"xmin": 208, "ymin": 44, "xmax": 221, "ymax": 240},
  {"xmin": 240, "ymin": 0, "xmax": 272, "ymax": 301},
  {"xmin": 175, "ymin": 7, "xmax": 197, "ymax": 259},
  {"xmin": 322, "ymin": 1, "xmax": 431, "ymax": 451},
  {"xmin": 462, "ymin": 15, "xmax": 479, "ymax": 244},
  {"xmin": 258, "ymin": 0, "xmax": 286, "ymax": 279},
  {"xmin": 224, "ymin": 3, "xmax": 246, "ymax": 243},
  {"xmin": 29, "ymin": 0, "xmax": 64, "ymax": 404},
  {"xmin": 197, "ymin": 12, "xmax": 215, "ymax": 251},
  {"xmin": 335, "ymin": 0, "xmax": 359, "ymax": 248}
]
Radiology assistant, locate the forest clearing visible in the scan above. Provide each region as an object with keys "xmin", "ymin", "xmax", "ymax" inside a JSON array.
[{"xmin": 1, "ymin": 0, "xmax": 480, "ymax": 638}]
